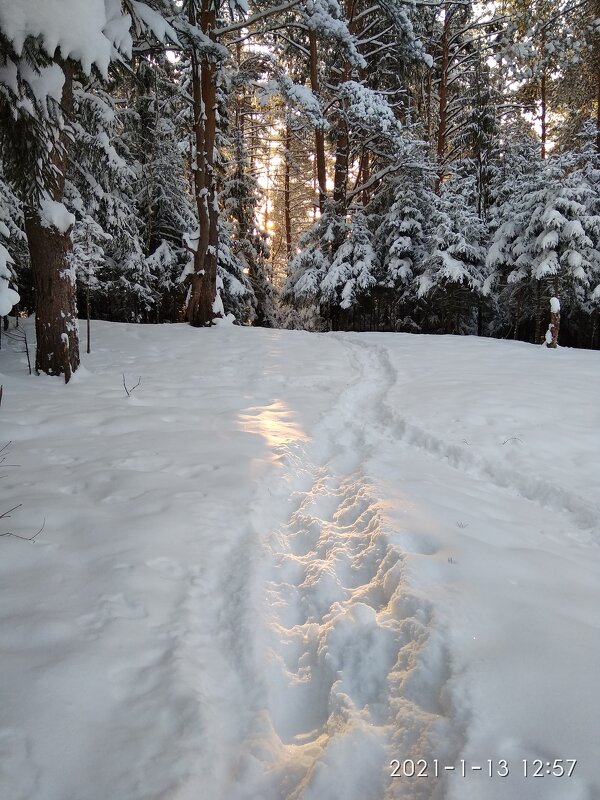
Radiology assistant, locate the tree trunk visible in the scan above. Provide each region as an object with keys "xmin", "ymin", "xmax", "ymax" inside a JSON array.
[
  {"xmin": 361, "ymin": 150, "xmax": 371, "ymax": 207},
  {"xmin": 333, "ymin": 30, "xmax": 353, "ymax": 211},
  {"xmin": 26, "ymin": 212, "xmax": 79, "ymax": 378},
  {"xmin": 435, "ymin": 12, "xmax": 450, "ymax": 190},
  {"xmin": 547, "ymin": 296, "xmax": 560, "ymax": 348},
  {"xmin": 333, "ymin": 117, "xmax": 349, "ymax": 208},
  {"xmin": 26, "ymin": 61, "xmax": 79, "ymax": 380},
  {"xmin": 333, "ymin": 0, "xmax": 360, "ymax": 215},
  {"xmin": 187, "ymin": 0, "xmax": 220, "ymax": 327},
  {"xmin": 540, "ymin": 66, "xmax": 547, "ymax": 160},
  {"xmin": 596, "ymin": 68, "xmax": 600, "ymax": 155},
  {"xmin": 546, "ymin": 279, "xmax": 560, "ymax": 347},
  {"xmin": 86, "ymin": 285, "xmax": 91, "ymax": 354},
  {"xmin": 284, "ymin": 120, "xmax": 293, "ymax": 261},
  {"xmin": 309, "ymin": 29, "xmax": 327, "ymax": 212}
]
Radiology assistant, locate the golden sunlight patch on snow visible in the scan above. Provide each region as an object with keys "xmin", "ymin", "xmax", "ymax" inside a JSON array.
[{"xmin": 238, "ymin": 400, "xmax": 309, "ymax": 450}]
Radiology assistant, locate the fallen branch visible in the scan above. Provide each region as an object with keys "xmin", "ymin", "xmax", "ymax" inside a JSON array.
[{"xmin": 0, "ymin": 518, "xmax": 46, "ymax": 542}]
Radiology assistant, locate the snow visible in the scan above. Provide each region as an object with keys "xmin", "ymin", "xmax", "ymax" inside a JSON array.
[
  {"xmin": 15, "ymin": 62, "xmax": 65, "ymax": 107},
  {"xmin": 130, "ymin": 1, "xmax": 180, "ymax": 45},
  {"xmin": 212, "ymin": 290, "xmax": 225, "ymax": 316},
  {"xmin": 305, "ymin": 0, "xmax": 366, "ymax": 69},
  {"xmin": 0, "ymin": 0, "xmax": 126, "ymax": 76},
  {"xmin": 338, "ymin": 81, "xmax": 399, "ymax": 135},
  {"xmin": 1, "ymin": 322, "xmax": 599, "ymax": 800},
  {"xmin": 0, "ymin": 285, "xmax": 20, "ymax": 317},
  {"xmin": 550, "ymin": 296, "xmax": 561, "ymax": 313},
  {"xmin": 0, "ymin": 242, "xmax": 20, "ymax": 315},
  {"xmin": 262, "ymin": 78, "xmax": 326, "ymax": 130},
  {"xmin": 38, "ymin": 199, "xmax": 76, "ymax": 234}
]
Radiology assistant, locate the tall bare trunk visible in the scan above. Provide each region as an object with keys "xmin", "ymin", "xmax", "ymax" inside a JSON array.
[
  {"xmin": 540, "ymin": 66, "xmax": 547, "ymax": 160},
  {"xmin": 86, "ymin": 285, "xmax": 91, "ymax": 354},
  {"xmin": 360, "ymin": 149, "xmax": 371, "ymax": 206},
  {"xmin": 333, "ymin": 1, "xmax": 358, "ymax": 211},
  {"xmin": 309, "ymin": 29, "xmax": 327, "ymax": 212},
  {"xmin": 333, "ymin": 64, "xmax": 351, "ymax": 211},
  {"xmin": 596, "ymin": 68, "xmax": 600, "ymax": 154},
  {"xmin": 333, "ymin": 119, "xmax": 349, "ymax": 208},
  {"xmin": 26, "ymin": 61, "xmax": 79, "ymax": 380},
  {"xmin": 436, "ymin": 12, "xmax": 450, "ymax": 190},
  {"xmin": 534, "ymin": 280, "xmax": 543, "ymax": 343},
  {"xmin": 284, "ymin": 120, "xmax": 292, "ymax": 261},
  {"xmin": 333, "ymin": 37, "xmax": 353, "ymax": 210},
  {"xmin": 187, "ymin": 0, "xmax": 220, "ymax": 327}
]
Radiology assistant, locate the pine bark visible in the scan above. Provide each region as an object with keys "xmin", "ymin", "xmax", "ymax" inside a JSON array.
[
  {"xmin": 547, "ymin": 307, "xmax": 560, "ymax": 347},
  {"xmin": 187, "ymin": 0, "xmax": 220, "ymax": 327},
  {"xmin": 25, "ymin": 61, "xmax": 79, "ymax": 380},
  {"xmin": 333, "ymin": 0, "xmax": 358, "ymax": 210},
  {"xmin": 596, "ymin": 68, "xmax": 600, "ymax": 155},
  {"xmin": 284, "ymin": 120, "xmax": 293, "ymax": 261},
  {"xmin": 309, "ymin": 29, "xmax": 327, "ymax": 212},
  {"xmin": 333, "ymin": 62, "xmax": 351, "ymax": 210},
  {"xmin": 333, "ymin": 119, "xmax": 349, "ymax": 208},
  {"xmin": 361, "ymin": 150, "xmax": 371, "ymax": 207},
  {"xmin": 540, "ymin": 64, "xmax": 547, "ymax": 160},
  {"xmin": 534, "ymin": 281, "xmax": 542, "ymax": 343},
  {"xmin": 333, "ymin": 25, "xmax": 353, "ymax": 210},
  {"xmin": 435, "ymin": 12, "xmax": 450, "ymax": 189}
]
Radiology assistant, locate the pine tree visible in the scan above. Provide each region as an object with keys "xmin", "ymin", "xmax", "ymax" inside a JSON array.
[
  {"xmin": 320, "ymin": 212, "xmax": 378, "ymax": 312},
  {"xmin": 487, "ymin": 154, "xmax": 600, "ymax": 344},
  {"xmin": 417, "ymin": 176, "xmax": 487, "ymax": 334}
]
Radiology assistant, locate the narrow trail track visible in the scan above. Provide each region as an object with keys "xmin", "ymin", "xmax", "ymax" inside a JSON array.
[{"xmin": 224, "ymin": 337, "xmax": 458, "ymax": 800}]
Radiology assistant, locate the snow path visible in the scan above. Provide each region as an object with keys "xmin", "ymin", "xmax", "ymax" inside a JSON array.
[
  {"xmin": 231, "ymin": 337, "xmax": 456, "ymax": 800},
  {"xmin": 1, "ymin": 323, "xmax": 599, "ymax": 800}
]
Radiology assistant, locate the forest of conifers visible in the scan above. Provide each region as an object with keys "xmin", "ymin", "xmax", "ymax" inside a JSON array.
[{"xmin": 1, "ymin": 0, "xmax": 599, "ymax": 380}]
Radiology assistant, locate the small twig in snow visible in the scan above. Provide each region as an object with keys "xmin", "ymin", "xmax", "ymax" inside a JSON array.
[
  {"xmin": 502, "ymin": 436, "xmax": 523, "ymax": 445},
  {"xmin": 123, "ymin": 374, "xmax": 142, "ymax": 397},
  {"xmin": 0, "ymin": 518, "xmax": 46, "ymax": 542},
  {"xmin": 0, "ymin": 503, "xmax": 23, "ymax": 519}
]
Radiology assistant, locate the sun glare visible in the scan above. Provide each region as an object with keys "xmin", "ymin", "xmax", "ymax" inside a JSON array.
[{"xmin": 238, "ymin": 400, "xmax": 309, "ymax": 450}]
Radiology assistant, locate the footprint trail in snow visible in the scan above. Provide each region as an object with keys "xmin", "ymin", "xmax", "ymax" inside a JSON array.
[{"xmin": 231, "ymin": 340, "xmax": 456, "ymax": 800}]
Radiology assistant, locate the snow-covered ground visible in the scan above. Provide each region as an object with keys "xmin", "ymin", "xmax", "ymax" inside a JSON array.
[{"xmin": 1, "ymin": 320, "xmax": 599, "ymax": 800}]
